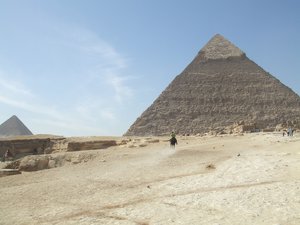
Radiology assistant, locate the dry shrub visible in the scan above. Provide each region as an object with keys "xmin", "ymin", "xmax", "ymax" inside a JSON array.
[{"xmin": 206, "ymin": 163, "xmax": 216, "ymax": 169}]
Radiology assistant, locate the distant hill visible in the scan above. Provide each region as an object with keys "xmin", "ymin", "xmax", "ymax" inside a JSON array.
[{"xmin": 0, "ymin": 115, "xmax": 33, "ymax": 137}]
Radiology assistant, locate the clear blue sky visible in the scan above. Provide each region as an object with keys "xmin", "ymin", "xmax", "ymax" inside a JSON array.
[{"xmin": 0, "ymin": 0, "xmax": 299, "ymax": 136}]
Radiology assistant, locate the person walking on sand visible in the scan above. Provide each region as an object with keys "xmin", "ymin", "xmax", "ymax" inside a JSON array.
[
  {"xmin": 171, "ymin": 131, "xmax": 177, "ymax": 139},
  {"xmin": 169, "ymin": 131, "xmax": 178, "ymax": 148},
  {"xmin": 288, "ymin": 127, "xmax": 292, "ymax": 136},
  {"xmin": 3, "ymin": 149, "xmax": 13, "ymax": 162}
]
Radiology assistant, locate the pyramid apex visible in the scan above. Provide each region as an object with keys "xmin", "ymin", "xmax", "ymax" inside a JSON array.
[
  {"xmin": 8, "ymin": 115, "xmax": 21, "ymax": 122},
  {"xmin": 212, "ymin": 33, "xmax": 224, "ymax": 38},
  {"xmin": 199, "ymin": 34, "xmax": 245, "ymax": 60}
]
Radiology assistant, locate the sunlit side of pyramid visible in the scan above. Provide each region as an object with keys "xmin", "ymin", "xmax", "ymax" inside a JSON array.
[
  {"xmin": 0, "ymin": 115, "xmax": 33, "ymax": 137},
  {"xmin": 125, "ymin": 34, "xmax": 300, "ymax": 136}
]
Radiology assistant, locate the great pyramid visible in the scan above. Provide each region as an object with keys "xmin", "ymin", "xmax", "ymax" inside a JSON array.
[
  {"xmin": 0, "ymin": 115, "xmax": 33, "ymax": 137},
  {"xmin": 125, "ymin": 34, "xmax": 300, "ymax": 136}
]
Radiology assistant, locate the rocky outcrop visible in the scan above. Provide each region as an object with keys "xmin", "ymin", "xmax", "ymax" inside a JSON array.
[
  {"xmin": 67, "ymin": 140, "xmax": 117, "ymax": 151},
  {"xmin": 119, "ymin": 138, "xmax": 160, "ymax": 148},
  {"xmin": 0, "ymin": 136, "xmax": 130, "ymax": 162},
  {"xmin": 0, "ymin": 136, "xmax": 121, "ymax": 158},
  {"xmin": 4, "ymin": 152, "xmax": 98, "ymax": 172},
  {"xmin": 224, "ymin": 121, "xmax": 259, "ymax": 134},
  {"xmin": 0, "ymin": 136, "xmax": 142, "ymax": 174},
  {"xmin": 19, "ymin": 155, "xmax": 49, "ymax": 171},
  {"xmin": 0, "ymin": 136, "xmax": 65, "ymax": 159},
  {"xmin": 125, "ymin": 34, "xmax": 300, "ymax": 136},
  {"xmin": 0, "ymin": 169, "xmax": 21, "ymax": 177}
]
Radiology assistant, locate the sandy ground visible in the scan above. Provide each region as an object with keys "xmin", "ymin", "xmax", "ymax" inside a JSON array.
[{"xmin": 0, "ymin": 132, "xmax": 300, "ymax": 225}]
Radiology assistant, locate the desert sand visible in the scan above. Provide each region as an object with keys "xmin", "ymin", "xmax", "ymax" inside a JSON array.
[{"xmin": 0, "ymin": 132, "xmax": 300, "ymax": 225}]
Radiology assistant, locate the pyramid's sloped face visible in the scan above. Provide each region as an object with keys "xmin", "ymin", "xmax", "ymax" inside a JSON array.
[
  {"xmin": 0, "ymin": 116, "xmax": 33, "ymax": 137},
  {"xmin": 125, "ymin": 35, "xmax": 300, "ymax": 136}
]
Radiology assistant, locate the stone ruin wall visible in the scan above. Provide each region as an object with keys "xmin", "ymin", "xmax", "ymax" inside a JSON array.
[
  {"xmin": 0, "ymin": 138, "xmax": 65, "ymax": 159},
  {"xmin": 0, "ymin": 137, "xmax": 121, "ymax": 160},
  {"xmin": 67, "ymin": 140, "xmax": 117, "ymax": 151}
]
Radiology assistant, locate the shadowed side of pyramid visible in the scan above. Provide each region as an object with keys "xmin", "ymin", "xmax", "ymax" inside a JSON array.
[
  {"xmin": 125, "ymin": 34, "xmax": 300, "ymax": 136},
  {"xmin": 0, "ymin": 115, "xmax": 33, "ymax": 137}
]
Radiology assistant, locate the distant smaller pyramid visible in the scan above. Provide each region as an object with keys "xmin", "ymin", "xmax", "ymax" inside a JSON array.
[{"xmin": 0, "ymin": 115, "xmax": 33, "ymax": 137}]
